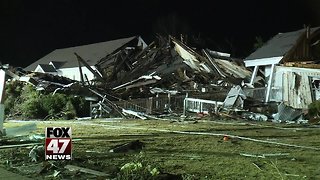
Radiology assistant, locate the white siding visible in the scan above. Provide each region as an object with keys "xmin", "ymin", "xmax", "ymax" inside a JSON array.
[
  {"xmin": 265, "ymin": 65, "xmax": 272, "ymax": 78},
  {"xmin": 270, "ymin": 66, "xmax": 320, "ymax": 109},
  {"xmin": 58, "ymin": 66, "xmax": 97, "ymax": 81}
]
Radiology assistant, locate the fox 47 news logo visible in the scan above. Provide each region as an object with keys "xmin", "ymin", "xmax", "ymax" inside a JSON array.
[{"xmin": 45, "ymin": 127, "xmax": 72, "ymax": 160}]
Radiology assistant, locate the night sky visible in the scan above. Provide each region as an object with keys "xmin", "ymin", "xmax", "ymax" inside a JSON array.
[{"xmin": 1, "ymin": 0, "xmax": 320, "ymax": 68}]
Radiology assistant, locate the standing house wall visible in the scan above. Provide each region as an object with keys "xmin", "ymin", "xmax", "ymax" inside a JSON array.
[{"xmin": 270, "ymin": 66, "xmax": 320, "ymax": 109}]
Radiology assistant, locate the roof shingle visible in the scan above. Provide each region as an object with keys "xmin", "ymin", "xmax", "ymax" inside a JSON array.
[
  {"xmin": 245, "ymin": 27, "xmax": 320, "ymax": 61},
  {"xmin": 25, "ymin": 36, "xmax": 138, "ymax": 71}
]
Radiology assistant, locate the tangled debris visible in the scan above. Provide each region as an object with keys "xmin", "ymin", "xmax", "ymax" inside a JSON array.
[{"xmin": 2, "ymin": 35, "xmax": 318, "ymax": 123}]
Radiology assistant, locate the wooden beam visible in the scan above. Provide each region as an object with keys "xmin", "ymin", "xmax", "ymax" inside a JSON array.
[
  {"xmin": 134, "ymin": 41, "xmax": 155, "ymax": 59},
  {"xmin": 265, "ymin": 64, "xmax": 275, "ymax": 102},
  {"xmin": 202, "ymin": 49, "xmax": 226, "ymax": 78},
  {"xmin": 249, "ymin": 66, "xmax": 259, "ymax": 86},
  {"xmin": 74, "ymin": 53, "xmax": 104, "ymax": 81},
  {"xmin": 89, "ymin": 88, "xmax": 126, "ymax": 118},
  {"xmin": 77, "ymin": 59, "xmax": 85, "ymax": 85},
  {"xmin": 0, "ymin": 142, "xmax": 42, "ymax": 149},
  {"xmin": 84, "ymin": 74, "xmax": 91, "ymax": 86}
]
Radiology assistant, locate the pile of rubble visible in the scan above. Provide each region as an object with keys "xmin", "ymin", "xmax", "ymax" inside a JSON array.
[
  {"xmin": 91, "ymin": 36, "xmax": 252, "ymax": 98},
  {"xmin": 3, "ymin": 35, "xmax": 315, "ymax": 123}
]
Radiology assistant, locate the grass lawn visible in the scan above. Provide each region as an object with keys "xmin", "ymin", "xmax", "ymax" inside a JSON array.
[{"xmin": 0, "ymin": 118, "xmax": 319, "ymax": 179}]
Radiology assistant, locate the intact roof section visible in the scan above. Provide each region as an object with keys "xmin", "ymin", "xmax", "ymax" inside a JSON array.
[
  {"xmin": 245, "ymin": 27, "xmax": 320, "ymax": 61},
  {"xmin": 25, "ymin": 36, "xmax": 138, "ymax": 71}
]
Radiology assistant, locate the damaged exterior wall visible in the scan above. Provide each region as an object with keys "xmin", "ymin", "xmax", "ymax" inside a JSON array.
[
  {"xmin": 58, "ymin": 66, "xmax": 99, "ymax": 81},
  {"xmin": 270, "ymin": 66, "xmax": 320, "ymax": 109},
  {"xmin": 245, "ymin": 27, "xmax": 320, "ymax": 90}
]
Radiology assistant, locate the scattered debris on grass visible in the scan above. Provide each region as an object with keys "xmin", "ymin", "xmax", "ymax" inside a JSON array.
[
  {"xmin": 109, "ymin": 140, "xmax": 144, "ymax": 153},
  {"xmin": 1, "ymin": 28, "xmax": 320, "ymax": 179},
  {"xmin": 240, "ymin": 152, "xmax": 290, "ymax": 158},
  {"xmin": 65, "ymin": 164, "xmax": 110, "ymax": 177},
  {"xmin": 28, "ymin": 145, "xmax": 45, "ymax": 162}
]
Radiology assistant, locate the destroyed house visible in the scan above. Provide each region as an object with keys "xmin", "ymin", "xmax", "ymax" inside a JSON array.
[
  {"xmin": 21, "ymin": 35, "xmax": 253, "ymax": 118},
  {"xmin": 98, "ymin": 36, "xmax": 252, "ymax": 95},
  {"xmin": 245, "ymin": 27, "xmax": 320, "ymax": 109},
  {"xmin": 94, "ymin": 36, "xmax": 252, "ymax": 116},
  {"xmin": 24, "ymin": 36, "xmax": 147, "ymax": 82}
]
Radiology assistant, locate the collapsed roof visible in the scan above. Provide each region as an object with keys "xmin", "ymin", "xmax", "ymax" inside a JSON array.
[{"xmin": 87, "ymin": 36, "xmax": 252, "ymax": 98}]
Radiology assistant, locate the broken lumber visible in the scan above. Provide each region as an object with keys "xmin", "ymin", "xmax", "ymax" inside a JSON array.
[
  {"xmin": 77, "ymin": 58, "xmax": 85, "ymax": 85},
  {"xmin": 74, "ymin": 53, "xmax": 104, "ymax": 81},
  {"xmin": 0, "ymin": 142, "xmax": 42, "ymax": 149},
  {"xmin": 65, "ymin": 165, "xmax": 110, "ymax": 177},
  {"xmin": 89, "ymin": 88, "xmax": 126, "ymax": 118},
  {"xmin": 202, "ymin": 49, "xmax": 226, "ymax": 78},
  {"xmin": 122, "ymin": 109, "xmax": 147, "ymax": 120},
  {"xmin": 240, "ymin": 153, "xmax": 289, "ymax": 158}
]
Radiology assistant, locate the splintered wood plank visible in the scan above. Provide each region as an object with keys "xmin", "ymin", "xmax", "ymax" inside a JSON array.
[
  {"xmin": 0, "ymin": 142, "xmax": 42, "ymax": 149},
  {"xmin": 282, "ymin": 72, "xmax": 289, "ymax": 104},
  {"xmin": 298, "ymin": 73, "xmax": 312, "ymax": 108},
  {"xmin": 65, "ymin": 165, "xmax": 110, "ymax": 177}
]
